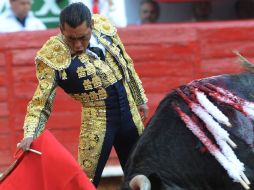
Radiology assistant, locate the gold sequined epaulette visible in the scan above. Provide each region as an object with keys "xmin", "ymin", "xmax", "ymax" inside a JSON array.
[
  {"xmin": 35, "ymin": 35, "xmax": 71, "ymax": 71},
  {"xmin": 93, "ymin": 14, "xmax": 117, "ymax": 36}
]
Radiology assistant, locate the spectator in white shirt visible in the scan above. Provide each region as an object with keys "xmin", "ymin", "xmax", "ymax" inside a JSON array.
[{"xmin": 0, "ymin": 0, "xmax": 46, "ymax": 33}]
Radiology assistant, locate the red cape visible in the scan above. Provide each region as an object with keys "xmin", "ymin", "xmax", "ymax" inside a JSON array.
[{"xmin": 0, "ymin": 130, "xmax": 95, "ymax": 190}]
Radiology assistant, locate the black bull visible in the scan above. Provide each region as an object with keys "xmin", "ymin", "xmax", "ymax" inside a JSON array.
[{"xmin": 121, "ymin": 72, "xmax": 254, "ymax": 190}]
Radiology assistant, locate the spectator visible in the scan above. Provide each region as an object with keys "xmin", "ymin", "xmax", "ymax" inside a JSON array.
[
  {"xmin": 0, "ymin": 0, "xmax": 46, "ymax": 33},
  {"xmin": 139, "ymin": 0, "xmax": 160, "ymax": 24},
  {"xmin": 235, "ymin": 0, "xmax": 254, "ymax": 19},
  {"xmin": 192, "ymin": 1, "xmax": 212, "ymax": 22}
]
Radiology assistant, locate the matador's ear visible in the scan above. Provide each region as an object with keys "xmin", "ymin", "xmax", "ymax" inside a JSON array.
[{"xmin": 91, "ymin": 19, "xmax": 95, "ymax": 30}]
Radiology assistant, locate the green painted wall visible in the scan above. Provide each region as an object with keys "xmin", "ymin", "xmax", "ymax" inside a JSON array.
[
  {"xmin": 0, "ymin": 0, "xmax": 70, "ymax": 29},
  {"xmin": 31, "ymin": 0, "xmax": 69, "ymax": 28}
]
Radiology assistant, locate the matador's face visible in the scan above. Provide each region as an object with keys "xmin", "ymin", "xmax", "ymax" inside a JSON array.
[{"xmin": 61, "ymin": 21, "xmax": 93, "ymax": 55}]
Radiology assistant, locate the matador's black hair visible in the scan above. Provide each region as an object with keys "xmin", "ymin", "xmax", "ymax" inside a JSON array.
[{"xmin": 60, "ymin": 2, "xmax": 92, "ymax": 29}]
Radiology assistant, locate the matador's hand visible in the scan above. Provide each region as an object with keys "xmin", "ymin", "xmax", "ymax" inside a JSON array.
[
  {"xmin": 137, "ymin": 103, "xmax": 149, "ymax": 122},
  {"xmin": 17, "ymin": 137, "xmax": 34, "ymax": 151}
]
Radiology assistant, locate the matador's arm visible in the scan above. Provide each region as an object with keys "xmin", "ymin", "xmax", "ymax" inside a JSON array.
[
  {"xmin": 23, "ymin": 60, "xmax": 57, "ymax": 138},
  {"xmin": 116, "ymin": 34, "xmax": 148, "ymax": 106}
]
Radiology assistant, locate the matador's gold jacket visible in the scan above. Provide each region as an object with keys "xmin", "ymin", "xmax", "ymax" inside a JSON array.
[{"xmin": 23, "ymin": 14, "xmax": 148, "ymax": 139}]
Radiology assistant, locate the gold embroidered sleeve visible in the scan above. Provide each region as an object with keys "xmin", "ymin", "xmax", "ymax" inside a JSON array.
[
  {"xmin": 23, "ymin": 60, "xmax": 57, "ymax": 138},
  {"xmin": 127, "ymin": 60, "xmax": 148, "ymax": 106},
  {"xmin": 114, "ymin": 34, "xmax": 148, "ymax": 105}
]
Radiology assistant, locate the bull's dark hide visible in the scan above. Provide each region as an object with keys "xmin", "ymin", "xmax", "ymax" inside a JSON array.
[{"xmin": 122, "ymin": 72, "xmax": 254, "ymax": 190}]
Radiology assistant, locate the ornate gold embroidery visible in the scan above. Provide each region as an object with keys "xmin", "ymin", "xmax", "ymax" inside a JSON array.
[
  {"xmin": 92, "ymin": 76, "xmax": 102, "ymax": 88},
  {"xmin": 112, "ymin": 35, "xmax": 120, "ymax": 46},
  {"xmin": 61, "ymin": 70, "xmax": 67, "ymax": 80},
  {"xmin": 86, "ymin": 62, "xmax": 96, "ymax": 76},
  {"xmin": 82, "ymin": 100, "xmax": 105, "ymax": 107},
  {"xmin": 77, "ymin": 66, "xmax": 87, "ymax": 78},
  {"xmin": 78, "ymin": 105, "xmax": 107, "ymax": 179},
  {"xmin": 82, "ymin": 108, "xmax": 106, "ymax": 118},
  {"xmin": 23, "ymin": 61, "xmax": 57, "ymax": 138},
  {"xmin": 36, "ymin": 35, "xmax": 71, "ymax": 71},
  {"xmin": 83, "ymin": 79, "xmax": 93, "ymax": 90},
  {"xmin": 128, "ymin": 74, "xmax": 148, "ymax": 105},
  {"xmin": 122, "ymin": 80, "xmax": 144, "ymax": 135},
  {"xmin": 53, "ymin": 44, "xmax": 61, "ymax": 51},
  {"xmin": 78, "ymin": 54, "xmax": 90, "ymax": 63},
  {"xmin": 118, "ymin": 55, "xmax": 127, "ymax": 67},
  {"xmin": 94, "ymin": 32, "xmax": 110, "ymax": 46},
  {"xmin": 84, "ymin": 93, "xmax": 90, "ymax": 102},
  {"xmin": 83, "ymin": 159, "xmax": 93, "ymax": 169},
  {"xmin": 82, "ymin": 75, "xmax": 103, "ymax": 90},
  {"xmin": 90, "ymin": 91, "xmax": 98, "ymax": 100},
  {"xmin": 90, "ymin": 109, "xmax": 97, "ymax": 117},
  {"xmin": 78, "ymin": 53, "xmax": 119, "ymax": 89},
  {"xmin": 93, "ymin": 59, "xmax": 103, "ymax": 67},
  {"xmin": 93, "ymin": 14, "xmax": 117, "ymax": 36},
  {"xmin": 111, "ymin": 44, "xmax": 121, "ymax": 55},
  {"xmin": 106, "ymin": 74, "xmax": 118, "ymax": 85},
  {"xmin": 70, "ymin": 88, "xmax": 108, "ymax": 103},
  {"xmin": 97, "ymin": 88, "xmax": 107, "ymax": 100},
  {"xmin": 105, "ymin": 53, "xmax": 123, "ymax": 81},
  {"xmin": 97, "ymin": 109, "xmax": 106, "ymax": 117}
]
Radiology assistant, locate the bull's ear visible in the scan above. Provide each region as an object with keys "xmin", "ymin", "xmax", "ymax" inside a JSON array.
[{"xmin": 148, "ymin": 173, "xmax": 162, "ymax": 190}]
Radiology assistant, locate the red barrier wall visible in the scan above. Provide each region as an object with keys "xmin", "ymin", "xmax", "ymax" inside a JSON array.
[{"xmin": 1, "ymin": 20, "xmax": 252, "ymax": 171}]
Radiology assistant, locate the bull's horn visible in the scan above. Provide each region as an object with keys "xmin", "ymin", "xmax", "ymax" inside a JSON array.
[
  {"xmin": 234, "ymin": 51, "xmax": 254, "ymax": 72},
  {"xmin": 129, "ymin": 174, "xmax": 151, "ymax": 190}
]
